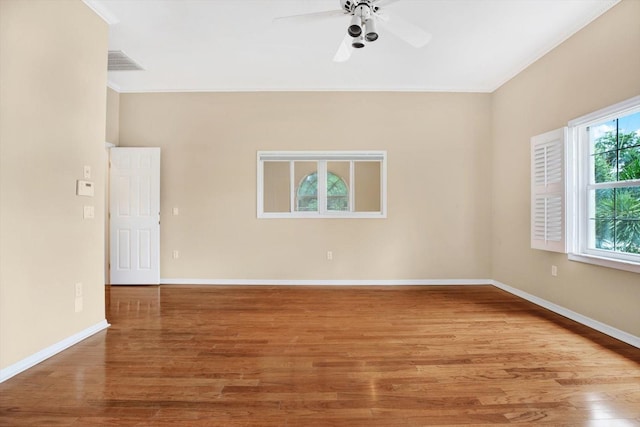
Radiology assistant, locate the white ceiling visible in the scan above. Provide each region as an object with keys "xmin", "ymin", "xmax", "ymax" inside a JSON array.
[{"xmin": 86, "ymin": 0, "xmax": 619, "ymax": 93}]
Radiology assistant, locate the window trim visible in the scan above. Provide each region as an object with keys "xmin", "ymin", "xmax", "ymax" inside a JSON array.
[
  {"xmin": 567, "ymin": 95, "xmax": 640, "ymax": 273},
  {"xmin": 257, "ymin": 151, "xmax": 387, "ymax": 219}
]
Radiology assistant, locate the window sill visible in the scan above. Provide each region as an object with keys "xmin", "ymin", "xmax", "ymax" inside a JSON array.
[{"xmin": 568, "ymin": 253, "xmax": 640, "ymax": 274}]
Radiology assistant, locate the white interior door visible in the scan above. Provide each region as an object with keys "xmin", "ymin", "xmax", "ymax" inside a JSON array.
[{"xmin": 109, "ymin": 147, "xmax": 161, "ymax": 285}]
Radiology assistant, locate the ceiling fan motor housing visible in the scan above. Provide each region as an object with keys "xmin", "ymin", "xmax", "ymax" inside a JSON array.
[{"xmin": 341, "ymin": 0, "xmax": 379, "ymax": 14}]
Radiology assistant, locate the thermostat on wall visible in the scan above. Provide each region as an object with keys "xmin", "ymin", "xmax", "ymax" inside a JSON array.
[{"xmin": 76, "ymin": 180, "xmax": 94, "ymax": 197}]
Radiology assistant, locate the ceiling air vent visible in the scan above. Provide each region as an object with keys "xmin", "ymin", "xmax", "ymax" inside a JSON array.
[{"xmin": 108, "ymin": 50, "xmax": 144, "ymax": 71}]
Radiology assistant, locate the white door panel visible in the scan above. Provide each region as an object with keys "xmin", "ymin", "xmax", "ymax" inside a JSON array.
[{"xmin": 110, "ymin": 148, "xmax": 160, "ymax": 285}]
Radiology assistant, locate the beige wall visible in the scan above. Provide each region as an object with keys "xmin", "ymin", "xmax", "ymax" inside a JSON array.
[
  {"xmin": 119, "ymin": 92, "xmax": 493, "ymax": 280},
  {"xmin": 0, "ymin": 1, "xmax": 108, "ymax": 369},
  {"xmin": 491, "ymin": 0, "xmax": 640, "ymax": 336},
  {"xmin": 106, "ymin": 87, "xmax": 120, "ymax": 145},
  {"xmin": 354, "ymin": 161, "xmax": 382, "ymax": 212},
  {"xmin": 263, "ymin": 161, "xmax": 291, "ymax": 213}
]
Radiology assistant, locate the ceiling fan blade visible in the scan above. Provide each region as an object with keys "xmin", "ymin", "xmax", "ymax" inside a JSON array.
[
  {"xmin": 273, "ymin": 9, "xmax": 347, "ymax": 23},
  {"xmin": 333, "ymin": 34, "xmax": 352, "ymax": 62},
  {"xmin": 376, "ymin": 12, "xmax": 432, "ymax": 48}
]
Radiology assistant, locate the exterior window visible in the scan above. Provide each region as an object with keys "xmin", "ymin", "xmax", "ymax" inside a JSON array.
[
  {"xmin": 257, "ymin": 151, "xmax": 386, "ymax": 218},
  {"xmin": 296, "ymin": 171, "xmax": 318, "ymax": 212},
  {"xmin": 586, "ymin": 112, "xmax": 640, "ymax": 256},
  {"xmin": 297, "ymin": 172, "xmax": 348, "ymax": 212},
  {"xmin": 568, "ymin": 96, "xmax": 640, "ymax": 272}
]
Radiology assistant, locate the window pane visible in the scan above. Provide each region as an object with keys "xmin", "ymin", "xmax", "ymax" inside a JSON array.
[
  {"xmin": 592, "ymin": 219, "xmax": 615, "ymax": 251},
  {"xmin": 618, "ymin": 145, "xmax": 640, "ymax": 181},
  {"xmin": 618, "ymin": 111, "xmax": 640, "ymax": 149},
  {"xmin": 594, "ymin": 188, "xmax": 614, "ymax": 219},
  {"xmin": 592, "ymin": 151, "xmax": 617, "ymax": 183},
  {"xmin": 615, "ymin": 220, "xmax": 640, "ymax": 254},
  {"xmin": 295, "ymin": 162, "xmax": 317, "ymax": 212},
  {"xmin": 615, "ymin": 187, "xmax": 640, "ymax": 218},
  {"xmin": 327, "ymin": 162, "xmax": 349, "ymax": 212},
  {"xmin": 263, "ymin": 161, "xmax": 290, "ymax": 213},
  {"xmin": 354, "ymin": 161, "xmax": 381, "ymax": 212},
  {"xmin": 590, "ymin": 187, "xmax": 640, "ymax": 254},
  {"xmin": 590, "ymin": 119, "xmax": 617, "ymax": 153}
]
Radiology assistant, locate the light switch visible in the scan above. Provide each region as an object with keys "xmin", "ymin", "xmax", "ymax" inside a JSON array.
[
  {"xmin": 83, "ymin": 205, "xmax": 95, "ymax": 219},
  {"xmin": 83, "ymin": 165, "xmax": 91, "ymax": 179},
  {"xmin": 172, "ymin": 207, "xmax": 179, "ymax": 216}
]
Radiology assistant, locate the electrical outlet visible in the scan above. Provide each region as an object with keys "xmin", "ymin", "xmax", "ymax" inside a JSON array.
[
  {"xmin": 172, "ymin": 207, "xmax": 179, "ymax": 216},
  {"xmin": 551, "ymin": 265, "xmax": 558, "ymax": 277},
  {"xmin": 83, "ymin": 165, "xmax": 91, "ymax": 179},
  {"xmin": 75, "ymin": 297, "xmax": 83, "ymax": 313},
  {"xmin": 327, "ymin": 251, "xmax": 333, "ymax": 261},
  {"xmin": 173, "ymin": 250, "xmax": 180, "ymax": 259},
  {"xmin": 75, "ymin": 282, "xmax": 82, "ymax": 298}
]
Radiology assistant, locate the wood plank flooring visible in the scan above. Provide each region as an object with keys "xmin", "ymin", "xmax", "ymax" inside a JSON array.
[{"xmin": 1, "ymin": 285, "xmax": 639, "ymax": 426}]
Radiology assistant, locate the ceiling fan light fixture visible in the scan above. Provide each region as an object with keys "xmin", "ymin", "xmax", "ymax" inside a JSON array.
[
  {"xmin": 348, "ymin": 15, "xmax": 362, "ymax": 37},
  {"xmin": 364, "ymin": 18, "xmax": 378, "ymax": 42},
  {"xmin": 352, "ymin": 35, "xmax": 365, "ymax": 49}
]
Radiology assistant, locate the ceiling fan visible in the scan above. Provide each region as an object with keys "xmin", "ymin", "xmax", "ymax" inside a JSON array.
[{"xmin": 274, "ymin": 0, "xmax": 432, "ymax": 62}]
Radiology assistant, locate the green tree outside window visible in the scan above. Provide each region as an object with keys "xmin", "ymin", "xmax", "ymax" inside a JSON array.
[
  {"xmin": 591, "ymin": 112, "xmax": 640, "ymax": 254},
  {"xmin": 297, "ymin": 172, "xmax": 348, "ymax": 212}
]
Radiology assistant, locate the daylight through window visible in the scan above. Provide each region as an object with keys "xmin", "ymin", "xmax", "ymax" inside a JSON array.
[
  {"xmin": 297, "ymin": 172, "xmax": 349, "ymax": 212},
  {"xmin": 567, "ymin": 96, "xmax": 640, "ymax": 271},
  {"xmin": 586, "ymin": 111, "xmax": 640, "ymax": 256}
]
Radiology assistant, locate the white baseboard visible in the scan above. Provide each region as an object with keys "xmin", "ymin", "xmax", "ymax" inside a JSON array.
[
  {"xmin": 0, "ymin": 319, "xmax": 110, "ymax": 383},
  {"xmin": 160, "ymin": 278, "xmax": 493, "ymax": 286},
  {"xmin": 492, "ymin": 280, "xmax": 640, "ymax": 349}
]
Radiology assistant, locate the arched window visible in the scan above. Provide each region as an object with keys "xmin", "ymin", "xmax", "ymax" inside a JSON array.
[{"xmin": 297, "ymin": 172, "xmax": 349, "ymax": 212}]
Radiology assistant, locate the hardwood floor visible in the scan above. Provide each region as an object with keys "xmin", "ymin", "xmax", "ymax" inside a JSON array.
[{"xmin": 1, "ymin": 285, "xmax": 639, "ymax": 426}]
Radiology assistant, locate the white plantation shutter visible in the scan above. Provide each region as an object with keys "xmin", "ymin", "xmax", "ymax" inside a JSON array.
[{"xmin": 531, "ymin": 128, "xmax": 568, "ymax": 252}]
